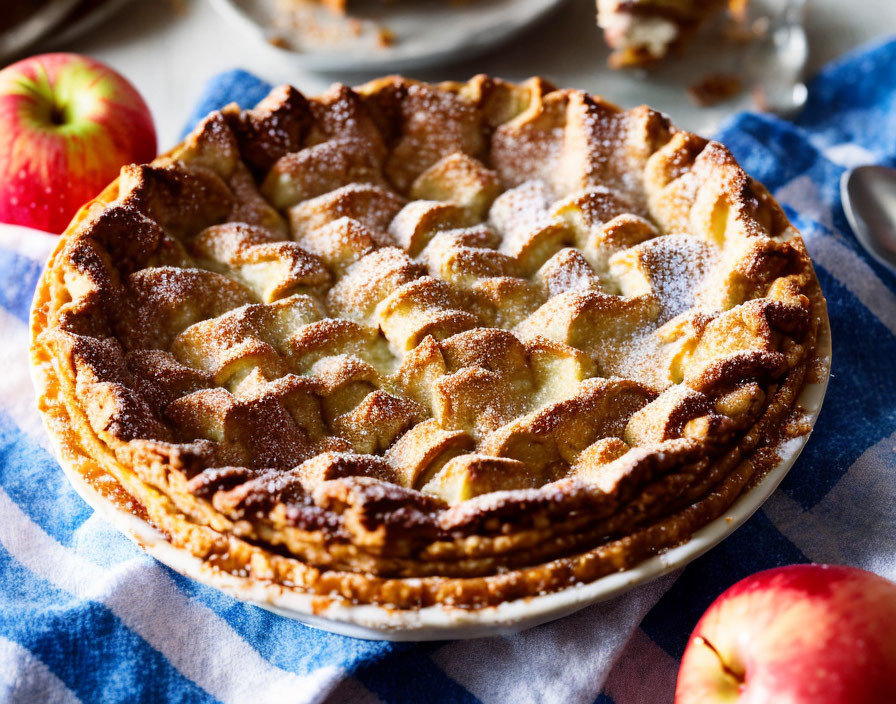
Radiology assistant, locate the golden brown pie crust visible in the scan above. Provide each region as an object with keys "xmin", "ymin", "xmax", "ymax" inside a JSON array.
[{"xmin": 31, "ymin": 75, "xmax": 825, "ymax": 610}]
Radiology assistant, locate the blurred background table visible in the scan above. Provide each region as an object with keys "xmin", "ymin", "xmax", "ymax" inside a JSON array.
[{"xmin": 41, "ymin": 0, "xmax": 896, "ymax": 147}]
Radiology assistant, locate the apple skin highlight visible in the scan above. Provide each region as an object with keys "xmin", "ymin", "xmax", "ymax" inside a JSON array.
[
  {"xmin": 0, "ymin": 53, "xmax": 157, "ymax": 233},
  {"xmin": 675, "ymin": 564, "xmax": 896, "ymax": 704}
]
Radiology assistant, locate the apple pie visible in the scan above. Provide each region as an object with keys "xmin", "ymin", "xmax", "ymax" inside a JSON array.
[{"xmin": 31, "ymin": 75, "xmax": 825, "ymax": 612}]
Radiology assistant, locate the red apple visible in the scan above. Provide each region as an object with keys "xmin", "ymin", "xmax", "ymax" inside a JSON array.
[
  {"xmin": 675, "ymin": 564, "xmax": 896, "ymax": 703},
  {"xmin": 0, "ymin": 53, "xmax": 156, "ymax": 233}
]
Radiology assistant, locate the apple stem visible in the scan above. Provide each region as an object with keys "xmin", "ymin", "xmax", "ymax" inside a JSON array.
[{"xmin": 694, "ymin": 635, "xmax": 746, "ymax": 688}]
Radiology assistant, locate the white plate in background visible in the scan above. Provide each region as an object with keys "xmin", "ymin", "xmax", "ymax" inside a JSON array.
[{"xmin": 209, "ymin": 0, "xmax": 567, "ymax": 73}]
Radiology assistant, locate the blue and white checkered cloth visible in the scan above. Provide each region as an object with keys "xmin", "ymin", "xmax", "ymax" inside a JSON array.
[{"xmin": 3, "ymin": 35, "xmax": 896, "ymax": 704}]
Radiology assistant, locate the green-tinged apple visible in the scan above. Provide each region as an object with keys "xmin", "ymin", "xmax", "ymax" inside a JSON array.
[
  {"xmin": 0, "ymin": 53, "xmax": 156, "ymax": 233},
  {"xmin": 675, "ymin": 564, "xmax": 896, "ymax": 704}
]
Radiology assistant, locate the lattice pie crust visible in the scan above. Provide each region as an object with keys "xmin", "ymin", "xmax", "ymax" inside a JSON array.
[{"xmin": 31, "ymin": 76, "xmax": 824, "ymax": 609}]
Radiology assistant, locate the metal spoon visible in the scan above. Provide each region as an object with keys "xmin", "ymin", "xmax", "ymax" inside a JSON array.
[{"xmin": 841, "ymin": 165, "xmax": 896, "ymax": 275}]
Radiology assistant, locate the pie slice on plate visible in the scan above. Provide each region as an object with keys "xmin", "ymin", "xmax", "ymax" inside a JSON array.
[{"xmin": 597, "ymin": 0, "xmax": 749, "ymax": 67}]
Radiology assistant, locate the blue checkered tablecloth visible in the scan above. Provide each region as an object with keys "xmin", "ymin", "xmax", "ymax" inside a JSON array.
[{"xmin": 2, "ymin": 35, "xmax": 895, "ymax": 704}]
